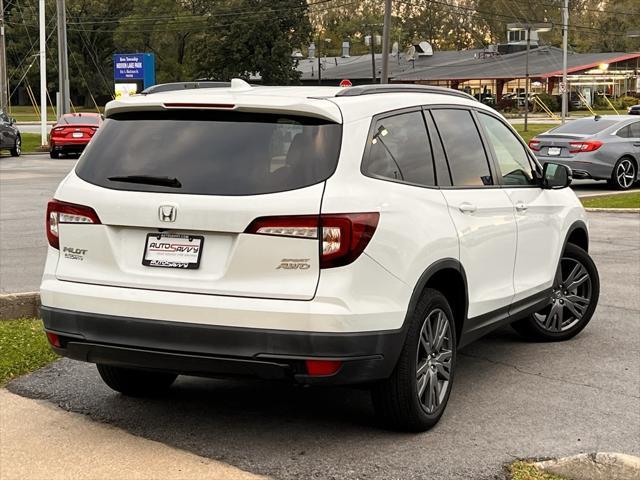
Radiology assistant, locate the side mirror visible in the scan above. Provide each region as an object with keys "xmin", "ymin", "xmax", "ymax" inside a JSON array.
[{"xmin": 543, "ymin": 162, "xmax": 572, "ymax": 189}]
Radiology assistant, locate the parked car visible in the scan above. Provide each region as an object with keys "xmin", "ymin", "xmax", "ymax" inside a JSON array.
[
  {"xmin": 41, "ymin": 81, "xmax": 600, "ymax": 432},
  {"xmin": 629, "ymin": 105, "xmax": 640, "ymax": 115},
  {"xmin": 529, "ymin": 115, "xmax": 640, "ymax": 190},
  {"xmin": 0, "ymin": 110, "xmax": 21, "ymax": 157},
  {"xmin": 49, "ymin": 112, "xmax": 103, "ymax": 158}
]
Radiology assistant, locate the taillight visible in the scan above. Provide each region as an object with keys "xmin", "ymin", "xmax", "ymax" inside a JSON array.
[
  {"xmin": 245, "ymin": 213, "xmax": 379, "ymax": 269},
  {"xmin": 305, "ymin": 359, "xmax": 342, "ymax": 376},
  {"xmin": 569, "ymin": 140, "xmax": 602, "ymax": 153},
  {"xmin": 528, "ymin": 138, "xmax": 541, "ymax": 151},
  {"xmin": 46, "ymin": 199, "xmax": 101, "ymax": 249}
]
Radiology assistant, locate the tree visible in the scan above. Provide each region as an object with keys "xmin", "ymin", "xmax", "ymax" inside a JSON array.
[{"xmin": 192, "ymin": 0, "xmax": 312, "ymax": 84}]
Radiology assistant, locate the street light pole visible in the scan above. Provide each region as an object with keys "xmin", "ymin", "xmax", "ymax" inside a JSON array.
[
  {"xmin": 525, "ymin": 26, "xmax": 530, "ymax": 132},
  {"xmin": 39, "ymin": 0, "xmax": 47, "ymax": 146},
  {"xmin": 0, "ymin": 0, "xmax": 8, "ymax": 112},
  {"xmin": 56, "ymin": 0, "xmax": 70, "ymax": 117},
  {"xmin": 380, "ymin": 0, "xmax": 392, "ymax": 84},
  {"xmin": 561, "ymin": 0, "xmax": 569, "ymax": 124}
]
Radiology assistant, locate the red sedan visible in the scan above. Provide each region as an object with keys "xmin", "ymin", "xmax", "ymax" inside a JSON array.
[{"xmin": 50, "ymin": 112, "xmax": 103, "ymax": 158}]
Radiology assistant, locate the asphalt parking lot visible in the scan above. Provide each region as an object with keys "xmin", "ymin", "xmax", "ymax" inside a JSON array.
[
  {"xmin": 1, "ymin": 153, "xmax": 638, "ymax": 294},
  {"xmin": 3, "ymin": 154, "xmax": 639, "ymax": 479}
]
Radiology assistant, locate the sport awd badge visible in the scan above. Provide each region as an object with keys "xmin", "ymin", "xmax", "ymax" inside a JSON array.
[{"xmin": 276, "ymin": 258, "xmax": 311, "ymax": 270}]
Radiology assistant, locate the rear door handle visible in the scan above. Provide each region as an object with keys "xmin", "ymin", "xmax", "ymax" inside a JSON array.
[
  {"xmin": 515, "ymin": 201, "xmax": 528, "ymax": 212},
  {"xmin": 458, "ymin": 202, "xmax": 477, "ymax": 214}
]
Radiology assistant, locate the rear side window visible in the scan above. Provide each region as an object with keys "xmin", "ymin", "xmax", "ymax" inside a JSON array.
[
  {"xmin": 617, "ymin": 126, "xmax": 631, "ymax": 138},
  {"xmin": 629, "ymin": 122, "xmax": 640, "ymax": 138},
  {"xmin": 431, "ymin": 109, "xmax": 493, "ymax": 187},
  {"xmin": 75, "ymin": 110, "xmax": 342, "ymax": 196},
  {"xmin": 362, "ymin": 110, "xmax": 435, "ymax": 187}
]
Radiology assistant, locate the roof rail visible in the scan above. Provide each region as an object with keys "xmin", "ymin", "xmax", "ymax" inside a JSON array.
[
  {"xmin": 335, "ymin": 84, "xmax": 476, "ymax": 101},
  {"xmin": 141, "ymin": 81, "xmax": 231, "ymax": 95}
]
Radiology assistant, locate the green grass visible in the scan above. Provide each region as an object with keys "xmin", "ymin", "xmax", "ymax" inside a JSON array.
[
  {"xmin": 512, "ymin": 123, "xmax": 557, "ymax": 144},
  {"xmin": 20, "ymin": 133, "xmax": 48, "ymax": 153},
  {"xmin": 7, "ymin": 105, "xmax": 103, "ymax": 122},
  {"xmin": 0, "ymin": 318, "xmax": 58, "ymax": 386},
  {"xmin": 508, "ymin": 461, "xmax": 568, "ymax": 480},
  {"xmin": 581, "ymin": 191, "xmax": 640, "ymax": 209}
]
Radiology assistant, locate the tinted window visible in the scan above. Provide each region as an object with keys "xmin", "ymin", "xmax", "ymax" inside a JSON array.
[
  {"xmin": 363, "ymin": 110, "xmax": 435, "ymax": 187},
  {"xmin": 424, "ymin": 111, "xmax": 452, "ymax": 186},
  {"xmin": 550, "ymin": 118, "xmax": 617, "ymax": 135},
  {"xmin": 630, "ymin": 122, "xmax": 640, "ymax": 138},
  {"xmin": 62, "ymin": 115, "xmax": 100, "ymax": 125},
  {"xmin": 76, "ymin": 111, "xmax": 342, "ymax": 196},
  {"xmin": 478, "ymin": 113, "xmax": 536, "ymax": 186},
  {"xmin": 617, "ymin": 126, "xmax": 631, "ymax": 138},
  {"xmin": 431, "ymin": 109, "xmax": 493, "ymax": 187}
]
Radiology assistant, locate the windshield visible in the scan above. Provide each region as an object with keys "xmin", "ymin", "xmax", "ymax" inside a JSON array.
[
  {"xmin": 548, "ymin": 118, "xmax": 618, "ymax": 135},
  {"xmin": 75, "ymin": 110, "xmax": 342, "ymax": 196}
]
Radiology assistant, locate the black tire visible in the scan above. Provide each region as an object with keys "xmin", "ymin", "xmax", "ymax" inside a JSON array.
[
  {"xmin": 371, "ymin": 288, "xmax": 457, "ymax": 432},
  {"xmin": 10, "ymin": 136, "xmax": 21, "ymax": 157},
  {"xmin": 607, "ymin": 157, "xmax": 637, "ymax": 190},
  {"xmin": 512, "ymin": 243, "xmax": 599, "ymax": 342},
  {"xmin": 97, "ymin": 364, "xmax": 177, "ymax": 397},
  {"xmin": 49, "ymin": 150, "xmax": 59, "ymax": 159}
]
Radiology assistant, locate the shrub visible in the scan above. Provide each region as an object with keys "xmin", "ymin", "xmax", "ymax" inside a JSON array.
[
  {"xmin": 496, "ymin": 97, "xmax": 515, "ymax": 112},
  {"xmin": 535, "ymin": 92, "xmax": 559, "ymax": 112}
]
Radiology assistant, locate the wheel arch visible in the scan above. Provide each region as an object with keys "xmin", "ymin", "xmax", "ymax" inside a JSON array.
[
  {"xmin": 564, "ymin": 220, "xmax": 589, "ymax": 253},
  {"xmin": 404, "ymin": 258, "xmax": 468, "ymax": 347}
]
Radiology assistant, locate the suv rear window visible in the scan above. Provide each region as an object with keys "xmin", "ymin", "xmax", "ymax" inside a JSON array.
[
  {"xmin": 75, "ymin": 110, "xmax": 342, "ymax": 196},
  {"xmin": 549, "ymin": 118, "xmax": 617, "ymax": 135}
]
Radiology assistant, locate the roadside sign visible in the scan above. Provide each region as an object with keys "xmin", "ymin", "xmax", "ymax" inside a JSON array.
[
  {"xmin": 113, "ymin": 53, "xmax": 156, "ymax": 90},
  {"xmin": 559, "ymin": 81, "xmax": 568, "ymax": 94},
  {"xmin": 339, "ymin": 79, "xmax": 352, "ymax": 87}
]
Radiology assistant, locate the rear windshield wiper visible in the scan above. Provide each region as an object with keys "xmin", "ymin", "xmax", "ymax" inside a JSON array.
[{"xmin": 108, "ymin": 175, "xmax": 182, "ymax": 188}]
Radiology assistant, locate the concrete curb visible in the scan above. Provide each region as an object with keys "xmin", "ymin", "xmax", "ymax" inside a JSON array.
[
  {"xmin": 0, "ymin": 292, "xmax": 40, "ymax": 320},
  {"xmin": 534, "ymin": 452, "xmax": 640, "ymax": 480},
  {"xmin": 585, "ymin": 208, "xmax": 640, "ymax": 213}
]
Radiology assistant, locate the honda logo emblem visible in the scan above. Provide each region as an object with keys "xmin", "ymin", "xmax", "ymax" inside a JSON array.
[{"xmin": 159, "ymin": 205, "xmax": 177, "ymax": 222}]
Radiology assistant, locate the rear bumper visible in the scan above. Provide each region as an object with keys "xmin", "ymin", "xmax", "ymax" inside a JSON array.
[
  {"xmin": 535, "ymin": 157, "xmax": 612, "ymax": 180},
  {"xmin": 50, "ymin": 138, "xmax": 90, "ymax": 152},
  {"xmin": 42, "ymin": 306, "xmax": 405, "ymax": 385}
]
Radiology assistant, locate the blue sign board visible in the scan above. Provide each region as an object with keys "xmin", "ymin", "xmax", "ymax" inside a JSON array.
[{"xmin": 113, "ymin": 53, "xmax": 156, "ymax": 89}]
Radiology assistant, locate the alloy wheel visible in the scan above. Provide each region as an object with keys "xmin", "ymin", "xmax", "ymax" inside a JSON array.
[
  {"xmin": 535, "ymin": 257, "xmax": 592, "ymax": 332},
  {"xmin": 15, "ymin": 137, "xmax": 21, "ymax": 155},
  {"xmin": 615, "ymin": 159, "xmax": 635, "ymax": 189},
  {"xmin": 416, "ymin": 308, "xmax": 452, "ymax": 414}
]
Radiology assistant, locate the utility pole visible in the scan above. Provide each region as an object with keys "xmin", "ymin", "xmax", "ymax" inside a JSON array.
[
  {"xmin": 380, "ymin": 0, "xmax": 392, "ymax": 84},
  {"xmin": 369, "ymin": 28, "xmax": 376, "ymax": 83},
  {"xmin": 56, "ymin": 0, "xmax": 70, "ymax": 118},
  {"xmin": 39, "ymin": 0, "xmax": 47, "ymax": 145},
  {"xmin": 524, "ymin": 26, "xmax": 530, "ymax": 132},
  {"xmin": 561, "ymin": 0, "xmax": 569, "ymax": 124},
  {"xmin": 0, "ymin": 0, "xmax": 8, "ymax": 112}
]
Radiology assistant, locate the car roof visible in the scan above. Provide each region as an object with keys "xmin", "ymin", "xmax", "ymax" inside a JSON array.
[{"xmin": 104, "ymin": 80, "xmax": 482, "ymax": 124}]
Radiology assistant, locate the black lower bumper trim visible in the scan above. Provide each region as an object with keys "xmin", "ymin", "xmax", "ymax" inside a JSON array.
[{"xmin": 42, "ymin": 306, "xmax": 404, "ymax": 385}]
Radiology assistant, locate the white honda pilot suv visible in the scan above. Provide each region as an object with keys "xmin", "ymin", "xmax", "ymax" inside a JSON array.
[{"xmin": 41, "ymin": 81, "xmax": 599, "ymax": 431}]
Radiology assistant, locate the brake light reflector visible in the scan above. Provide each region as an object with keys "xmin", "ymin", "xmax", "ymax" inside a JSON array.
[
  {"xmin": 569, "ymin": 140, "xmax": 603, "ymax": 153},
  {"xmin": 46, "ymin": 199, "xmax": 101, "ymax": 249},
  {"xmin": 245, "ymin": 213, "xmax": 379, "ymax": 269},
  {"xmin": 528, "ymin": 138, "xmax": 541, "ymax": 151},
  {"xmin": 305, "ymin": 359, "xmax": 342, "ymax": 376},
  {"xmin": 46, "ymin": 332, "xmax": 61, "ymax": 347}
]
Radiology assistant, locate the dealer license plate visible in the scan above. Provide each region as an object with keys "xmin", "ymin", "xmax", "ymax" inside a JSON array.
[
  {"xmin": 547, "ymin": 147, "xmax": 561, "ymax": 156},
  {"xmin": 142, "ymin": 233, "xmax": 204, "ymax": 269},
  {"xmin": 72, "ymin": 132, "xmax": 83, "ymax": 138}
]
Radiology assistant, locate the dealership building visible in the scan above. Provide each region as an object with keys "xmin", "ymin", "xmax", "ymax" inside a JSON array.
[{"xmin": 298, "ymin": 39, "xmax": 640, "ymax": 105}]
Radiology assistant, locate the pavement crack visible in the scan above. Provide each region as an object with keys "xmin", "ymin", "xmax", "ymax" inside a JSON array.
[{"xmin": 459, "ymin": 352, "xmax": 640, "ymax": 400}]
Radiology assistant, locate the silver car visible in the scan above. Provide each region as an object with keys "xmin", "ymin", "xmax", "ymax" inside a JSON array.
[{"xmin": 530, "ymin": 116, "xmax": 640, "ymax": 190}]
